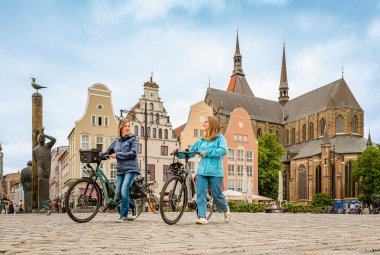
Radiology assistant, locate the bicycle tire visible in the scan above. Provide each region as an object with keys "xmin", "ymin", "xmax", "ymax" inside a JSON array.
[
  {"xmin": 127, "ymin": 197, "xmax": 143, "ymax": 221},
  {"xmin": 65, "ymin": 178, "xmax": 102, "ymax": 223},
  {"xmin": 159, "ymin": 175, "xmax": 187, "ymax": 225},
  {"xmin": 206, "ymin": 193, "xmax": 214, "ymax": 220},
  {"xmin": 148, "ymin": 192, "xmax": 160, "ymax": 214}
]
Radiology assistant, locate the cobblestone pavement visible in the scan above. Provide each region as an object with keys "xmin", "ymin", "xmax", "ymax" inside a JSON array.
[{"xmin": 0, "ymin": 212, "xmax": 379, "ymax": 255}]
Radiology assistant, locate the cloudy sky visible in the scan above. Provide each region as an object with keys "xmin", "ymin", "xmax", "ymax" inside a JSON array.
[{"xmin": 1, "ymin": 0, "xmax": 380, "ymax": 174}]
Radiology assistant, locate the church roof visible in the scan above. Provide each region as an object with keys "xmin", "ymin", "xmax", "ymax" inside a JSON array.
[
  {"xmin": 206, "ymin": 88, "xmax": 283, "ymax": 123},
  {"xmin": 282, "ymin": 134, "xmax": 369, "ymax": 162},
  {"xmin": 226, "ymin": 75, "xmax": 254, "ymax": 97},
  {"xmin": 284, "ymin": 78, "xmax": 362, "ymax": 122}
]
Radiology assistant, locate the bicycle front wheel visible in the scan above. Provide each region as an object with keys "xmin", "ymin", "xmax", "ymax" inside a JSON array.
[
  {"xmin": 148, "ymin": 192, "xmax": 159, "ymax": 214},
  {"xmin": 65, "ymin": 178, "xmax": 102, "ymax": 223},
  {"xmin": 159, "ymin": 176, "xmax": 187, "ymax": 225}
]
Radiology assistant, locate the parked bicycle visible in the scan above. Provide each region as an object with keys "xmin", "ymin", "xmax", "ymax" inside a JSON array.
[
  {"xmin": 65, "ymin": 149, "xmax": 159, "ymax": 223},
  {"xmin": 159, "ymin": 150, "xmax": 214, "ymax": 225}
]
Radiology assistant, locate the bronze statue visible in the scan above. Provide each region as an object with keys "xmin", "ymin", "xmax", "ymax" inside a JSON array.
[{"xmin": 20, "ymin": 161, "xmax": 32, "ymax": 212}]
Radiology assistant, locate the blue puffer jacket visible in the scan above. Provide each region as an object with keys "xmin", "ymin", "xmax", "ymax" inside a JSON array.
[
  {"xmin": 105, "ymin": 135, "xmax": 140, "ymax": 175},
  {"xmin": 179, "ymin": 133, "xmax": 227, "ymax": 177}
]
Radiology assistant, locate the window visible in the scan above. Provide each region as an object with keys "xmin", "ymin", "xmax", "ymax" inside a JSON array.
[
  {"xmin": 156, "ymin": 113, "xmax": 160, "ymax": 123},
  {"xmin": 164, "ymin": 129, "xmax": 168, "ymax": 139},
  {"xmin": 246, "ymin": 166, "xmax": 253, "ymax": 176},
  {"xmin": 98, "ymin": 116, "xmax": 103, "ymax": 126},
  {"xmin": 200, "ymin": 116, "xmax": 205, "ymax": 123},
  {"xmin": 200, "ymin": 130, "xmax": 204, "ymax": 137},
  {"xmin": 228, "ymin": 180, "xmax": 235, "ymax": 190},
  {"xmin": 153, "ymin": 128, "xmax": 157, "ymax": 138},
  {"xmin": 336, "ymin": 114, "xmax": 345, "ymax": 134},
  {"xmin": 161, "ymin": 146, "xmax": 168, "ymax": 156},
  {"xmin": 246, "ymin": 150, "xmax": 253, "ymax": 162},
  {"xmin": 257, "ymin": 128, "xmax": 262, "ymax": 138},
  {"xmin": 315, "ymin": 165, "xmax": 321, "ymax": 194},
  {"xmin": 233, "ymin": 135, "xmax": 238, "ymax": 141},
  {"xmin": 238, "ymin": 135, "xmax": 242, "ymax": 141},
  {"xmin": 309, "ymin": 122, "xmax": 314, "ymax": 140},
  {"xmin": 345, "ymin": 161, "xmax": 355, "ymax": 197},
  {"xmin": 110, "ymin": 163, "xmax": 117, "ymax": 180},
  {"xmin": 96, "ymin": 136, "xmax": 104, "ymax": 151},
  {"xmin": 194, "ymin": 129, "xmax": 199, "ymax": 137},
  {"xmin": 243, "ymin": 135, "xmax": 248, "ymax": 143},
  {"xmin": 228, "ymin": 149, "xmax": 235, "ymax": 160},
  {"xmin": 237, "ymin": 180, "xmax": 243, "ymax": 192},
  {"xmin": 150, "ymin": 112, "xmax": 154, "ymax": 123},
  {"xmin": 104, "ymin": 116, "xmax": 109, "ymax": 127},
  {"xmin": 163, "ymin": 165, "xmax": 169, "ymax": 181},
  {"xmin": 298, "ymin": 165, "xmax": 307, "ymax": 199},
  {"xmin": 81, "ymin": 135, "xmax": 90, "ymax": 149},
  {"xmin": 97, "ymin": 104, "xmax": 104, "ymax": 110},
  {"xmin": 270, "ymin": 129, "xmax": 273, "ymax": 133},
  {"xmin": 276, "ymin": 130, "xmax": 280, "ymax": 142},
  {"xmin": 320, "ymin": 118, "xmax": 326, "ymax": 136},
  {"xmin": 291, "ymin": 128, "xmax": 296, "ymax": 145},
  {"xmin": 147, "ymin": 164, "xmax": 155, "ymax": 181},
  {"xmin": 352, "ymin": 115, "xmax": 358, "ymax": 133},
  {"xmin": 228, "ymin": 164, "xmax": 235, "ymax": 176},
  {"xmin": 150, "ymin": 103, "xmax": 154, "ymax": 111},
  {"xmin": 286, "ymin": 129, "xmax": 289, "ymax": 145},
  {"xmin": 237, "ymin": 165, "xmax": 243, "ymax": 176},
  {"xmin": 159, "ymin": 129, "xmax": 162, "ymax": 139},
  {"xmin": 188, "ymin": 161, "xmax": 195, "ymax": 174},
  {"xmin": 91, "ymin": 115, "xmax": 96, "ymax": 125},
  {"xmin": 141, "ymin": 127, "xmax": 145, "ymax": 137},
  {"xmin": 147, "ymin": 127, "xmax": 150, "ymax": 137},
  {"xmin": 134, "ymin": 126, "xmax": 139, "ymax": 136},
  {"xmin": 237, "ymin": 150, "xmax": 244, "ymax": 161},
  {"xmin": 138, "ymin": 143, "xmax": 142, "ymax": 154},
  {"xmin": 302, "ymin": 124, "xmax": 306, "ymax": 142}
]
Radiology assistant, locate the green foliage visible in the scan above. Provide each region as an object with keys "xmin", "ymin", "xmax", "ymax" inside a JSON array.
[
  {"xmin": 310, "ymin": 193, "xmax": 333, "ymax": 209},
  {"xmin": 352, "ymin": 145, "xmax": 380, "ymax": 204},
  {"xmin": 282, "ymin": 203, "xmax": 309, "ymax": 213},
  {"xmin": 258, "ymin": 133, "xmax": 286, "ymax": 200},
  {"xmin": 228, "ymin": 201, "xmax": 266, "ymax": 213}
]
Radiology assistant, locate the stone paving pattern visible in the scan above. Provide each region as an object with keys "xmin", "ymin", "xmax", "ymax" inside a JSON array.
[{"xmin": 0, "ymin": 212, "xmax": 379, "ymax": 254}]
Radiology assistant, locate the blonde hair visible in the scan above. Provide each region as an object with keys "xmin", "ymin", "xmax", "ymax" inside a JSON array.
[
  {"xmin": 118, "ymin": 118, "xmax": 131, "ymax": 137},
  {"xmin": 204, "ymin": 116, "xmax": 220, "ymax": 141}
]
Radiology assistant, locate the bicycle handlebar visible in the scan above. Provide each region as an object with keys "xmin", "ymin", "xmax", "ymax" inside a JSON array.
[{"xmin": 170, "ymin": 149, "xmax": 200, "ymax": 156}]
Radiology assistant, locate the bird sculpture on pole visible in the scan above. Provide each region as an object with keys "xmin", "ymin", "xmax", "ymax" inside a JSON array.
[{"xmin": 31, "ymin": 78, "xmax": 47, "ymax": 92}]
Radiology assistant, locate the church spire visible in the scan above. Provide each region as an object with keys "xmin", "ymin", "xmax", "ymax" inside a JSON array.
[
  {"xmin": 278, "ymin": 41, "xmax": 289, "ymax": 106},
  {"xmin": 232, "ymin": 30, "xmax": 244, "ymax": 76},
  {"xmin": 367, "ymin": 128, "xmax": 373, "ymax": 147}
]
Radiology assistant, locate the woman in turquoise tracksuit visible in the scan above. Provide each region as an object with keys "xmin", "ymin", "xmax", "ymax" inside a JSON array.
[{"xmin": 188, "ymin": 116, "xmax": 230, "ymax": 225}]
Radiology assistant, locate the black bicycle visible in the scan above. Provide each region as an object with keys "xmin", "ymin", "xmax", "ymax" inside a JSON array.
[
  {"xmin": 65, "ymin": 149, "xmax": 158, "ymax": 223},
  {"xmin": 159, "ymin": 150, "xmax": 214, "ymax": 225}
]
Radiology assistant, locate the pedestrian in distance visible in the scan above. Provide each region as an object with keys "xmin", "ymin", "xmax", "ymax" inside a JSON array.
[
  {"xmin": 180, "ymin": 116, "xmax": 230, "ymax": 225},
  {"xmin": 18, "ymin": 200, "xmax": 23, "ymax": 213},
  {"xmin": 104, "ymin": 118, "xmax": 140, "ymax": 223},
  {"xmin": 8, "ymin": 201, "xmax": 14, "ymax": 214}
]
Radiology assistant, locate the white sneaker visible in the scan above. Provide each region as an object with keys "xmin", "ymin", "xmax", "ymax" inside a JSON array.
[
  {"xmin": 196, "ymin": 217, "xmax": 208, "ymax": 225},
  {"xmin": 224, "ymin": 206, "xmax": 231, "ymax": 223},
  {"xmin": 116, "ymin": 217, "xmax": 127, "ymax": 223}
]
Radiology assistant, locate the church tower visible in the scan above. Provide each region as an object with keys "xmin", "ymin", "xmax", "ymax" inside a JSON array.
[{"xmin": 278, "ymin": 42, "xmax": 289, "ymax": 106}]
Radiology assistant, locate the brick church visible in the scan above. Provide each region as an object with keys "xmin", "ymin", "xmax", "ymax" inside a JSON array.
[{"xmin": 204, "ymin": 32, "xmax": 372, "ymax": 203}]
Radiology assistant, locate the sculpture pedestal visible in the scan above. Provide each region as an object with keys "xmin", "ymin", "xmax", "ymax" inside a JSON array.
[{"xmin": 38, "ymin": 178, "xmax": 49, "ymax": 210}]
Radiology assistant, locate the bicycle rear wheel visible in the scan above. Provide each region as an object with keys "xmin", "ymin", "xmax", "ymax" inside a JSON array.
[
  {"xmin": 148, "ymin": 192, "xmax": 159, "ymax": 214},
  {"xmin": 65, "ymin": 178, "xmax": 102, "ymax": 223},
  {"xmin": 127, "ymin": 197, "xmax": 143, "ymax": 221},
  {"xmin": 159, "ymin": 176, "xmax": 187, "ymax": 225}
]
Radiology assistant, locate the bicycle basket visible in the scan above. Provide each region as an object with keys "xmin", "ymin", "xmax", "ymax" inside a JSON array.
[
  {"xmin": 79, "ymin": 149, "xmax": 100, "ymax": 163},
  {"xmin": 168, "ymin": 162, "xmax": 184, "ymax": 175}
]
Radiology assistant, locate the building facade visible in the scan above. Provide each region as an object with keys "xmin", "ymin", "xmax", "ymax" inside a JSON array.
[
  {"xmin": 205, "ymin": 32, "xmax": 369, "ymax": 203},
  {"xmin": 50, "ymin": 146, "xmax": 68, "ymax": 211},
  {"xmin": 1, "ymin": 172, "xmax": 20, "ymax": 201},
  {"xmin": 67, "ymin": 84, "xmax": 119, "ymax": 190}
]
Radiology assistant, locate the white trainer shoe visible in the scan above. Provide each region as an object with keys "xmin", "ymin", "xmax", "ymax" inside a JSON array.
[
  {"xmin": 196, "ymin": 217, "xmax": 208, "ymax": 225},
  {"xmin": 224, "ymin": 206, "xmax": 231, "ymax": 223}
]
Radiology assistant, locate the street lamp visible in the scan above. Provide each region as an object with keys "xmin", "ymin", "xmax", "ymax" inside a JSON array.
[
  {"xmin": 117, "ymin": 99, "xmax": 170, "ymax": 185},
  {"xmin": 324, "ymin": 145, "xmax": 345, "ymax": 206}
]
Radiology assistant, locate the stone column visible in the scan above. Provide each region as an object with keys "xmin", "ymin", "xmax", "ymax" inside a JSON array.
[{"xmin": 32, "ymin": 92, "xmax": 43, "ymax": 210}]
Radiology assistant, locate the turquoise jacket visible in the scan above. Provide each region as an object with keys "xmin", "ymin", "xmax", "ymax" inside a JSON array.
[{"xmin": 180, "ymin": 133, "xmax": 228, "ymax": 177}]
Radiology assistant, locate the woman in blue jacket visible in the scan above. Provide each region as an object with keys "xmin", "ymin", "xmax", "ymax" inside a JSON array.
[
  {"xmin": 105, "ymin": 119, "xmax": 140, "ymax": 222},
  {"xmin": 189, "ymin": 116, "xmax": 230, "ymax": 225}
]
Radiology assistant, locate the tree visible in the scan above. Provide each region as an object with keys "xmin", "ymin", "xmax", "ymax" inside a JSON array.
[
  {"xmin": 258, "ymin": 133, "xmax": 285, "ymax": 199},
  {"xmin": 352, "ymin": 145, "xmax": 380, "ymax": 205}
]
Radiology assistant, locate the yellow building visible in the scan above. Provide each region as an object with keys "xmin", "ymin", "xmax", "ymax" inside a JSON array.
[{"xmin": 67, "ymin": 84, "xmax": 119, "ymax": 189}]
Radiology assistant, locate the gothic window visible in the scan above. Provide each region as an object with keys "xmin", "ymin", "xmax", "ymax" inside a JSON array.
[
  {"xmin": 257, "ymin": 128, "xmax": 262, "ymax": 138},
  {"xmin": 298, "ymin": 165, "xmax": 307, "ymax": 200},
  {"xmin": 319, "ymin": 118, "xmax": 326, "ymax": 136},
  {"xmin": 150, "ymin": 103, "xmax": 154, "ymax": 111},
  {"xmin": 276, "ymin": 130, "xmax": 280, "ymax": 142},
  {"xmin": 134, "ymin": 126, "xmax": 139, "ymax": 136},
  {"xmin": 159, "ymin": 128, "xmax": 162, "ymax": 139},
  {"xmin": 291, "ymin": 128, "xmax": 296, "ymax": 145},
  {"xmin": 315, "ymin": 166, "xmax": 321, "ymax": 194},
  {"xmin": 336, "ymin": 114, "xmax": 345, "ymax": 134},
  {"xmin": 150, "ymin": 112, "xmax": 154, "ymax": 123},
  {"xmin": 164, "ymin": 129, "xmax": 168, "ymax": 139},
  {"xmin": 153, "ymin": 128, "xmax": 157, "ymax": 138},
  {"xmin": 302, "ymin": 124, "xmax": 306, "ymax": 142},
  {"xmin": 309, "ymin": 122, "xmax": 314, "ymax": 140},
  {"xmin": 352, "ymin": 115, "xmax": 358, "ymax": 133},
  {"xmin": 345, "ymin": 161, "xmax": 355, "ymax": 197},
  {"xmin": 286, "ymin": 129, "xmax": 289, "ymax": 145}
]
